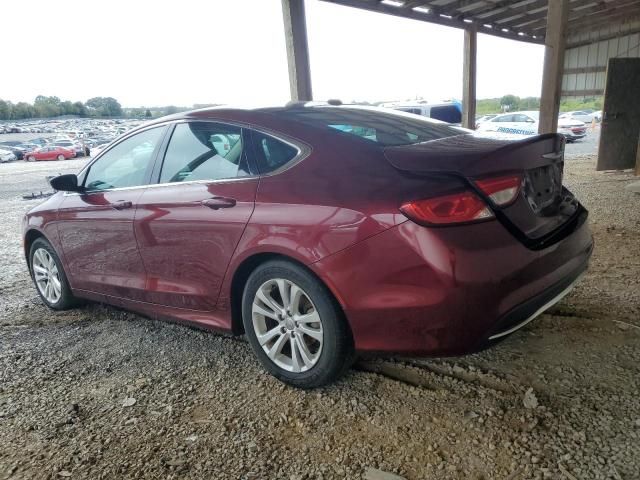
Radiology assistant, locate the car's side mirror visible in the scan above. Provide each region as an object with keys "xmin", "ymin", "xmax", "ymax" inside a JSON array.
[{"xmin": 50, "ymin": 174, "xmax": 83, "ymax": 193}]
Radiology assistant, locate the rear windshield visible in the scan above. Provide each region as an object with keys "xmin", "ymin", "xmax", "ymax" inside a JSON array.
[{"xmin": 275, "ymin": 107, "xmax": 466, "ymax": 146}]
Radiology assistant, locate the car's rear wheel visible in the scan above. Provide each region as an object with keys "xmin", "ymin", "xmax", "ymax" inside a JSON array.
[
  {"xmin": 242, "ymin": 260, "xmax": 354, "ymax": 389},
  {"xmin": 29, "ymin": 237, "xmax": 78, "ymax": 310},
  {"xmin": 57, "ymin": 154, "xmax": 64, "ymax": 161},
  {"xmin": 27, "ymin": 156, "xmax": 36, "ymax": 162}
]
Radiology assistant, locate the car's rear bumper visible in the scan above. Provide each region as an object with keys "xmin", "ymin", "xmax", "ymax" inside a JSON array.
[
  {"xmin": 561, "ymin": 131, "xmax": 587, "ymax": 140},
  {"xmin": 312, "ymin": 214, "xmax": 593, "ymax": 356},
  {"xmin": 476, "ymin": 259, "xmax": 587, "ymax": 349}
]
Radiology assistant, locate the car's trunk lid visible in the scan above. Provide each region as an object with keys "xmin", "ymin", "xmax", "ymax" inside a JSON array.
[{"xmin": 384, "ymin": 132, "xmax": 583, "ymax": 247}]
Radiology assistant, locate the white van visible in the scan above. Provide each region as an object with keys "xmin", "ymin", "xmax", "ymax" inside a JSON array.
[{"xmin": 381, "ymin": 101, "xmax": 462, "ymax": 124}]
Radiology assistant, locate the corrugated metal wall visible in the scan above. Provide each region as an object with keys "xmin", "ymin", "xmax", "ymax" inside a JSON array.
[{"xmin": 562, "ymin": 21, "xmax": 640, "ymax": 99}]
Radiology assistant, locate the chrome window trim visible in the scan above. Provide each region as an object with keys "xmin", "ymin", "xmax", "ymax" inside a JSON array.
[
  {"xmin": 76, "ymin": 121, "xmax": 173, "ymax": 179},
  {"xmin": 159, "ymin": 118, "xmax": 311, "ymax": 178},
  {"xmin": 62, "ymin": 175, "xmax": 261, "ymax": 197},
  {"xmin": 67, "ymin": 118, "xmax": 311, "ymax": 197}
]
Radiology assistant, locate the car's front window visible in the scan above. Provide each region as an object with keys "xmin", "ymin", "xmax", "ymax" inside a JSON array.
[
  {"xmin": 159, "ymin": 122, "xmax": 250, "ymax": 184},
  {"xmin": 84, "ymin": 126, "xmax": 165, "ymax": 191}
]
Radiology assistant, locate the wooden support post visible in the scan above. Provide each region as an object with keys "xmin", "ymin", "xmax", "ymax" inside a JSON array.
[
  {"xmin": 635, "ymin": 133, "xmax": 640, "ymax": 176},
  {"xmin": 462, "ymin": 26, "xmax": 477, "ymax": 130},
  {"xmin": 281, "ymin": 0, "xmax": 313, "ymax": 102},
  {"xmin": 539, "ymin": 0, "xmax": 569, "ymax": 134}
]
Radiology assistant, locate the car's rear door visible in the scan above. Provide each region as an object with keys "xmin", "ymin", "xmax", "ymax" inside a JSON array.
[
  {"xmin": 133, "ymin": 121, "xmax": 259, "ymax": 310},
  {"xmin": 57, "ymin": 125, "xmax": 168, "ymax": 301}
]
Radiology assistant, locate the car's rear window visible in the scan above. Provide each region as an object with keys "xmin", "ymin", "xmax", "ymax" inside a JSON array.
[{"xmin": 275, "ymin": 107, "xmax": 466, "ymax": 146}]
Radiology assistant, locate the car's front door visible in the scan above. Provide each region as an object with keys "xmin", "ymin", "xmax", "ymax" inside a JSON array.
[
  {"xmin": 134, "ymin": 121, "xmax": 258, "ymax": 310},
  {"xmin": 57, "ymin": 125, "xmax": 167, "ymax": 301},
  {"xmin": 42, "ymin": 148, "xmax": 54, "ymax": 160}
]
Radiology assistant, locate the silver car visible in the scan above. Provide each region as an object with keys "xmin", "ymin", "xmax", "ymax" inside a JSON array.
[{"xmin": 0, "ymin": 148, "xmax": 17, "ymax": 163}]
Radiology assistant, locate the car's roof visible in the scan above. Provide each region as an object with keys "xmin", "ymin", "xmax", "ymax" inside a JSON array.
[{"xmin": 137, "ymin": 103, "xmax": 416, "ymax": 130}]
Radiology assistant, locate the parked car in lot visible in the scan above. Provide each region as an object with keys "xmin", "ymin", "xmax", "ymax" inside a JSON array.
[
  {"xmin": 475, "ymin": 114, "xmax": 498, "ymax": 128},
  {"xmin": 384, "ymin": 100, "xmax": 463, "ymax": 124},
  {"xmin": 51, "ymin": 139, "xmax": 84, "ymax": 157},
  {"xmin": 22, "ymin": 105, "xmax": 592, "ymax": 388},
  {"xmin": 559, "ymin": 110, "xmax": 601, "ymax": 123},
  {"xmin": 477, "ymin": 111, "xmax": 587, "ymax": 141},
  {"xmin": 0, "ymin": 148, "xmax": 17, "ymax": 163},
  {"xmin": 89, "ymin": 143, "xmax": 109, "ymax": 157},
  {"xmin": 24, "ymin": 146, "xmax": 75, "ymax": 161},
  {"xmin": 0, "ymin": 143, "xmax": 25, "ymax": 160}
]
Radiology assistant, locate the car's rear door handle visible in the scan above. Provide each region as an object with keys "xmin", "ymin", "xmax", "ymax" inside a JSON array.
[
  {"xmin": 201, "ymin": 196, "xmax": 237, "ymax": 210},
  {"xmin": 112, "ymin": 200, "xmax": 133, "ymax": 210}
]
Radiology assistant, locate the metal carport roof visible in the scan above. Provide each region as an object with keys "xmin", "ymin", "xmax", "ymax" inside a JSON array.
[{"xmin": 320, "ymin": 0, "xmax": 640, "ymax": 45}]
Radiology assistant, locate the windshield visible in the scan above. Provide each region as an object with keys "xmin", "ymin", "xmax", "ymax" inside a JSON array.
[{"xmin": 275, "ymin": 107, "xmax": 467, "ymax": 146}]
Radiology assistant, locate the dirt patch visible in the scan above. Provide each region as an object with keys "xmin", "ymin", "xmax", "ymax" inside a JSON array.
[{"xmin": 1, "ymin": 155, "xmax": 638, "ymax": 479}]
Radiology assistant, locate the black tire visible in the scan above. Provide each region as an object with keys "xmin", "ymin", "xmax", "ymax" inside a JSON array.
[
  {"xmin": 27, "ymin": 156, "xmax": 36, "ymax": 162},
  {"xmin": 242, "ymin": 260, "xmax": 354, "ymax": 389},
  {"xmin": 57, "ymin": 154, "xmax": 64, "ymax": 161},
  {"xmin": 29, "ymin": 237, "xmax": 79, "ymax": 310}
]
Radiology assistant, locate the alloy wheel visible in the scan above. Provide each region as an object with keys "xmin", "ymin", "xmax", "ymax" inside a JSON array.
[
  {"xmin": 252, "ymin": 278, "xmax": 323, "ymax": 373},
  {"xmin": 32, "ymin": 247, "xmax": 62, "ymax": 304}
]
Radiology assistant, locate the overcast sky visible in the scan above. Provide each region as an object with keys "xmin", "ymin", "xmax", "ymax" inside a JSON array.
[{"xmin": 3, "ymin": 0, "xmax": 545, "ymax": 107}]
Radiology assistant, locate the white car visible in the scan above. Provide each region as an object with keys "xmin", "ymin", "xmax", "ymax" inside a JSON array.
[
  {"xmin": 90, "ymin": 143, "xmax": 115, "ymax": 158},
  {"xmin": 477, "ymin": 111, "xmax": 587, "ymax": 142},
  {"xmin": 0, "ymin": 148, "xmax": 17, "ymax": 163},
  {"xmin": 475, "ymin": 114, "xmax": 498, "ymax": 128},
  {"xmin": 559, "ymin": 110, "xmax": 600, "ymax": 124}
]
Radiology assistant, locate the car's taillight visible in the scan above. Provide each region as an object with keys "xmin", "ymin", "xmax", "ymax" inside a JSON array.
[
  {"xmin": 400, "ymin": 191, "xmax": 494, "ymax": 226},
  {"xmin": 474, "ymin": 174, "xmax": 522, "ymax": 207}
]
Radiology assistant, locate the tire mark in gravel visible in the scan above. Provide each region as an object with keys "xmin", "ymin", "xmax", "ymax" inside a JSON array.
[
  {"xmin": 355, "ymin": 360, "xmax": 438, "ymax": 389},
  {"xmin": 356, "ymin": 358, "xmax": 524, "ymax": 395},
  {"xmin": 358, "ymin": 358, "xmax": 524, "ymax": 395}
]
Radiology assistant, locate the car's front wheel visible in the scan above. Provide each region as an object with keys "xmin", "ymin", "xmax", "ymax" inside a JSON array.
[
  {"xmin": 242, "ymin": 260, "xmax": 354, "ymax": 389},
  {"xmin": 29, "ymin": 237, "xmax": 78, "ymax": 310}
]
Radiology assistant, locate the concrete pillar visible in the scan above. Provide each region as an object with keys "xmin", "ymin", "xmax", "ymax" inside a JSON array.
[
  {"xmin": 462, "ymin": 26, "xmax": 477, "ymax": 130},
  {"xmin": 281, "ymin": 0, "xmax": 313, "ymax": 102},
  {"xmin": 539, "ymin": 0, "xmax": 569, "ymax": 134}
]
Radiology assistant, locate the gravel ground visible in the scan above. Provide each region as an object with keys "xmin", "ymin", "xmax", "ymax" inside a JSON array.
[{"xmin": 0, "ymin": 150, "xmax": 639, "ymax": 480}]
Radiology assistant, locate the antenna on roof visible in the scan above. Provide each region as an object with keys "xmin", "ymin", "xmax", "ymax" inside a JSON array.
[{"xmin": 327, "ymin": 99, "xmax": 342, "ymax": 106}]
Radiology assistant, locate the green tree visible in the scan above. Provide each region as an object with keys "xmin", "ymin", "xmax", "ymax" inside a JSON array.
[
  {"xmin": 0, "ymin": 100, "xmax": 11, "ymax": 120},
  {"xmin": 13, "ymin": 102, "xmax": 35, "ymax": 119},
  {"xmin": 85, "ymin": 97, "xmax": 123, "ymax": 117},
  {"xmin": 73, "ymin": 101, "xmax": 88, "ymax": 116},
  {"xmin": 500, "ymin": 94, "xmax": 519, "ymax": 112},
  {"xmin": 60, "ymin": 101, "xmax": 76, "ymax": 116},
  {"xmin": 164, "ymin": 105, "xmax": 179, "ymax": 115},
  {"xmin": 145, "ymin": 109, "xmax": 152, "ymax": 118},
  {"xmin": 34, "ymin": 95, "xmax": 62, "ymax": 117},
  {"xmin": 516, "ymin": 97, "xmax": 540, "ymax": 110}
]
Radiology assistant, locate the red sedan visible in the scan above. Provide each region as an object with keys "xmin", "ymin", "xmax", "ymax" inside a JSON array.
[
  {"xmin": 25, "ymin": 146, "xmax": 75, "ymax": 161},
  {"xmin": 22, "ymin": 105, "xmax": 592, "ymax": 388}
]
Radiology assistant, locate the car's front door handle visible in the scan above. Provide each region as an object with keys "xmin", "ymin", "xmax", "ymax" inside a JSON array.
[
  {"xmin": 201, "ymin": 196, "xmax": 237, "ymax": 210},
  {"xmin": 111, "ymin": 200, "xmax": 133, "ymax": 210}
]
